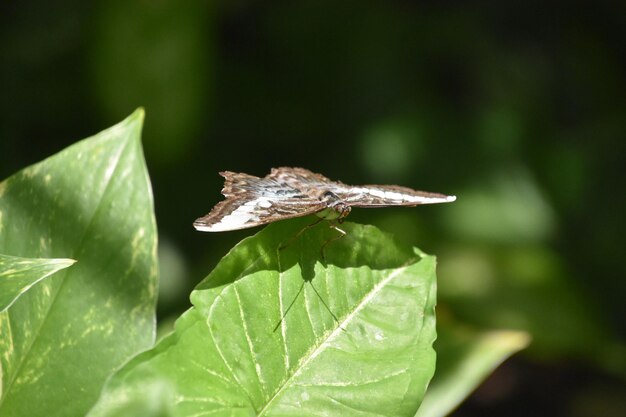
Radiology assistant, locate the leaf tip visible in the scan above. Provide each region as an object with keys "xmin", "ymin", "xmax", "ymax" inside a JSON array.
[
  {"xmin": 132, "ymin": 107, "xmax": 146, "ymax": 123},
  {"xmin": 62, "ymin": 258, "xmax": 78, "ymax": 266}
]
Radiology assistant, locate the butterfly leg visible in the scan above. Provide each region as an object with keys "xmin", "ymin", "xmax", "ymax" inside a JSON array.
[
  {"xmin": 272, "ymin": 269, "xmax": 344, "ymax": 332},
  {"xmin": 307, "ymin": 280, "xmax": 345, "ymax": 331},
  {"xmin": 320, "ymin": 222, "xmax": 347, "ymax": 260},
  {"xmin": 278, "ymin": 217, "xmax": 325, "ymax": 251},
  {"xmin": 272, "ymin": 279, "xmax": 306, "ymax": 332}
]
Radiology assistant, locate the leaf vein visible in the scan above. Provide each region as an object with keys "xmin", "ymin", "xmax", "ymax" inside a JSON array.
[
  {"xmin": 0, "ymin": 136, "xmax": 131, "ymax": 408},
  {"xmin": 258, "ymin": 258, "xmax": 417, "ymax": 415}
]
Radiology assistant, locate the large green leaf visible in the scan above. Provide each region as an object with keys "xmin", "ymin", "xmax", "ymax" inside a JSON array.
[
  {"xmin": 416, "ymin": 327, "xmax": 530, "ymax": 417},
  {"xmin": 0, "ymin": 254, "xmax": 75, "ymax": 312},
  {"xmin": 88, "ymin": 219, "xmax": 437, "ymax": 417},
  {"xmin": 0, "ymin": 109, "xmax": 158, "ymax": 417}
]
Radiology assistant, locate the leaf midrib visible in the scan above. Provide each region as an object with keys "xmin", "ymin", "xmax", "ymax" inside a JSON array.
[
  {"xmin": 0, "ymin": 135, "xmax": 131, "ymax": 411},
  {"xmin": 258, "ymin": 257, "xmax": 417, "ymax": 416}
]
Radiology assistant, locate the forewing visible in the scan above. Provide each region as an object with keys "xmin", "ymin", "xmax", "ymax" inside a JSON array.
[
  {"xmin": 194, "ymin": 172, "xmax": 326, "ymax": 232},
  {"xmin": 269, "ymin": 167, "xmax": 336, "ymax": 189},
  {"xmin": 336, "ymin": 184, "xmax": 456, "ymax": 207}
]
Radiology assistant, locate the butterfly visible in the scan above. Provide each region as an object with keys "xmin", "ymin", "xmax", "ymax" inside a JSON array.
[{"xmin": 193, "ymin": 167, "xmax": 456, "ymax": 232}]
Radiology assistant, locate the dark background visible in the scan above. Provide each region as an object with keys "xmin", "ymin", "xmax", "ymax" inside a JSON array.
[{"xmin": 2, "ymin": 1, "xmax": 625, "ymax": 416}]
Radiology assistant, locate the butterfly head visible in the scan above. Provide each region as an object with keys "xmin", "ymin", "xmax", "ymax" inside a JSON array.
[{"xmin": 316, "ymin": 191, "xmax": 351, "ymax": 222}]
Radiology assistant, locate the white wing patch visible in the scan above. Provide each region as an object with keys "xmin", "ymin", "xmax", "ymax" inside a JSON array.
[
  {"xmin": 350, "ymin": 187, "xmax": 457, "ymax": 204},
  {"xmin": 194, "ymin": 198, "xmax": 271, "ymax": 232}
]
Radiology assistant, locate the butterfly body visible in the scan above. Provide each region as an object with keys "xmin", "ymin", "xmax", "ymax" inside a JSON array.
[{"xmin": 194, "ymin": 167, "xmax": 455, "ymax": 232}]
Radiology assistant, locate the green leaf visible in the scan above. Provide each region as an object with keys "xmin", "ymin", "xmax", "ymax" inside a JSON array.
[
  {"xmin": 0, "ymin": 254, "xmax": 75, "ymax": 312},
  {"xmin": 415, "ymin": 327, "xmax": 530, "ymax": 417},
  {"xmin": 0, "ymin": 109, "xmax": 158, "ymax": 417},
  {"xmin": 88, "ymin": 219, "xmax": 437, "ymax": 417}
]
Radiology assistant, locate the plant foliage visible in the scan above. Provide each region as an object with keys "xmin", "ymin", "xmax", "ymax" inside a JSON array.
[
  {"xmin": 0, "ymin": 110, "xmax": 158, "ymax": 417},
  {"xmin": 0, "ymin": 110, "xmax": 529, "ymax": 417},
  {"xmin": 89, "ymin": 219, "xmax": 438, "ymax": 417},
  {"xmin": 0, "ymin": 254, "xmax": 75, "ymax": 312}
]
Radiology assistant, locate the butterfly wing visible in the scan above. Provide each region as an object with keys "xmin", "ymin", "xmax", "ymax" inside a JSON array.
[
  {"xmin": 334, "ymin": 184, "xmax": 456, "ymax": 207},
  {"xmin": 269, "ymin": 168, "xmax": 455, "ymax": 207},
  {"xmin": 193, "ymin": 171, "xmax": 327, "ymax": 232},
  {"xmin": 194, "ymin": 168, "xmax": 456, "ymax": 232},
  {"xmin": 268, "ymin": 166, "xmax": 335, "ymax": 187}
]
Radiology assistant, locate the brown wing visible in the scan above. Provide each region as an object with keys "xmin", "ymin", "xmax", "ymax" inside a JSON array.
[
  {"xmin": 268, "ymin": 168, "xmax": 455, "ymax": 206},
  {"xmin": 334, "ymin": 184, "xmax": 456, "ymax": 207},
  {"xmin": 193, "ymin": 171, "xmax": 326, "ymax": 232},
  {"xmin": 268, "ymin": 167, "xmax": 337, "ymax": 188}
]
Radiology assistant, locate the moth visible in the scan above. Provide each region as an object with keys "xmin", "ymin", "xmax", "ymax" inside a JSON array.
[{"xmin": 193, "ymin": 167, "xmax": 456, "ymax": 232}]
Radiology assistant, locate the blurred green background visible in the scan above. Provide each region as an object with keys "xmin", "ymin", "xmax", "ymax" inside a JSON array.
[{"xmin": 1, "ymin": 1, "xmax": 625, "ymax": 415}]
